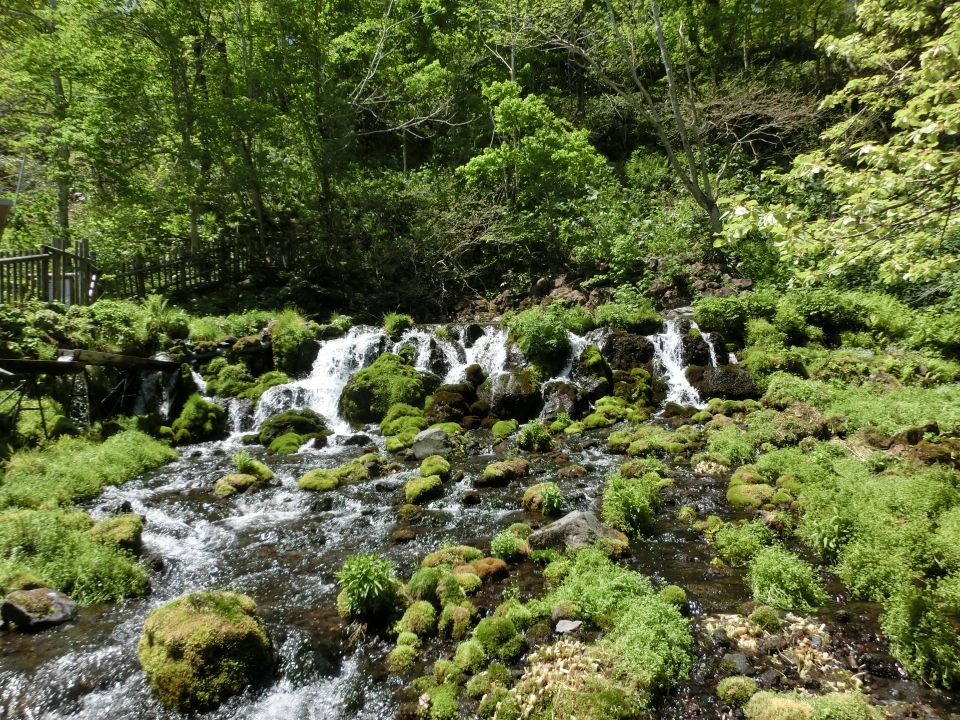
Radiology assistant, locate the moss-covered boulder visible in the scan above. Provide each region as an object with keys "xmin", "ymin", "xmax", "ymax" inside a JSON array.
[
  {"xmin": 214, "ymin": 473, "xmax": 261, "ymax": 496},
  {"xmin": 257, "ymin": 409, "xmax": 329, "ymax": 446},
  {"xmin": 477, "ymin": 458, "xmax": 530, "ymax": 487},
  {"xmin": 424, "ymin": 383, "xmax": 475, "ymax": 425},
  {"xmin": 405, "ymin": 475, "xmax": 443, "ymax": 504},
  {"xmin": 137, "ymin": 591, "xmax": 272, "ymax": 712},
  {"xmin": 339, "ymin": 353, "xmax": 426, "ymax": 424},
  {"xmin": 476, "ymin": 370, "xmax": 541, "ymax": 422},
  {"xmin": 298, "ymin": 469, "xmax": 339, "ymax": 492},
  {"xmin": 491, "ymin": 419, "xmax": 519, "ymax": 438},
  {"xmin": 89, "ymin": 513, "xmax": 144, "ymax": 553},
  {"xmin": 727, "ymin": 483, "xmax": 776, "ymax": 508},
  {"xmin": 380, "ymin": 403, "xmax": 429, "ymax": 436},
  {"xmin": 267, "ymin": 432, "xmax": 306, "ymax": 455},
  {"xmin": 420, "ymin": 455, "xmax": 451, "ymax": 480},
  {"xmin": 161, "ymin": 394, "xmax": 228, "ymax": 445},
  {"xmin": 570, "ymin": 344, "xmax": 613, "ymax": 401}
]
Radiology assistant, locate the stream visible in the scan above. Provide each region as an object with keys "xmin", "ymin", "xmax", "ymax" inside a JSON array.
[{"xmin": 0, "ymin": 323, "xmax": 955, "ymax": 719}]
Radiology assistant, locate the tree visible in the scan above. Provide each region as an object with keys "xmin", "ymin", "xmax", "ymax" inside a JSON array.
[{"xmin": 720, "ymin": 0, "xmax": 960, "ymax": 284}]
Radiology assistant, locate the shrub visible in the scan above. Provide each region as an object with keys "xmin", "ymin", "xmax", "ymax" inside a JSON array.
[
  {"xmin": 746, "ymin": 546, "xmax": 828, "ymax": 613},
  {"xmin": 383, "ymin": 312, "xmax": 414, "ymax": 339},
  {"xmin": 714, "ymin": 521, "xmax": 775, "ymax": 565},
  {"xmin": 718, "ymin": 676, "xmax": 758, "ymax": 707},
  {"xmin": 539, "ymin": 483, "xmax": 565, "ymax": 515},
  {"xmin": 601, "ymin": 594, "xmax": 693, "ymax": 697},
  {"xmin": 601, "ymin": 474, "xmax": 659, "ymax": 538},
  {"xmin": 693, "ymin": 296, "xmax": 747, "ymax": 338},
  {"xmin": 502, "ymin": 307, "xmax": 570, "ymax": 370},
  {"xmin": 516, "ymin": 419, "xmax": 554, "ymax": 452},
  {"xmin": 335, "ymin": 554, "xmax": 399, "ymax": 620},
  {"xmin": 881, "ymin": 587, "xmax": 960, "ymax": 689},
  {"xmin": 491, "ymin": 531, "xmax": 526, "ymax": 563}
]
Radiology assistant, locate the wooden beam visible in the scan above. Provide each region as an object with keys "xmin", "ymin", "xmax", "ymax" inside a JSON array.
[
  {"xmin": 57, "ymin": 349, "xmax": 181, "ymax": 371},
  {"xmin": 0, "ymin": 359, "xmax": 87, "ymax": 375}
]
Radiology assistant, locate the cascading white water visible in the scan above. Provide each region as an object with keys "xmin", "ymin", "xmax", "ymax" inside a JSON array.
[
  {"xmin": 254, "ymin": 326, "xmax": 388, "ymax": 434},
  {"xmin": 553, "ymin": 331, "xmax": 593, "ymax": 381},
  {"xmin": 648, "ymin": 320, "xmax": 704, "ymax": 407},
  {"xmin": 132, "ymin": 371, "xmax": 158, "ymax": 416},
  {"xmin": 692, "ymin": 321, "xmax": 719, "ymax": 368},
  {"xmin": 444, "ymin": 326, "xmax": 508, "ymax": 384}
]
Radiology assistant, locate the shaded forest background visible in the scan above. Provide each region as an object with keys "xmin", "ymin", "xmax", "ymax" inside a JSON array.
[{"xmin": 1, "ymin": 0, "xmax": 957, "ymax": 313}]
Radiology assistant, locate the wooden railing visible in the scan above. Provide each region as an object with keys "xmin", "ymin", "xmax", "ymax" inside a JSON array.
[
  {"xmin": 0, "ymin": 241, "xmax": 98, "ymax": 306},
  {"xmin": 0, "ymin": 236, "xmax": 299, "ymax": 306}
]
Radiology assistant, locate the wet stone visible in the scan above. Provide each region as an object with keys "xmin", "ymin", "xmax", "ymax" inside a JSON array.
[
  {"xmin": 462, "ymin": 491, "xmax": 480, "ymax": 506},
  {"xmin": 759, "ymin": 668, "xmax": 780, "ymax": 687},
  {"xmin": 2, "ymin": 588, "xmax": 78, "ymax": 632},
  {"xmin": 391, "ymin": 530, "xmax": 416, "ymax": 543},
  {"xmin": 721, "ymin": 652, "xmax": 751, "ymax": 675},
  {"xmin": 713, "ymin": 628, "xmax": 731, "ymax": 647}
]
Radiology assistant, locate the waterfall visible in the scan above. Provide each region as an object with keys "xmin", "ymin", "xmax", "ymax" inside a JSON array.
[
  {"xmin": 445, "ymin": 326, "xmax": 508, "ymax": 384},
  {"xmin": 694, "ymin": 322, "xmax": 720, "ymax": 368},
  {"xmin": 254, "ymin": 326, "xmax": 388, "ymax": 434},
  {"xmin": 648, "ymin": 321, "xmax": 704, "ymax": 408},
  {"xmin": 133, "ymin": 371, "xmax": 158, "ymax": 416},
  {"xmin": 552, "ymin": 331, "xmax": 593, "ymax": 381},
  {"xmin": 158, "ymin": 369, "xmax": 179, "ymax": 421}
]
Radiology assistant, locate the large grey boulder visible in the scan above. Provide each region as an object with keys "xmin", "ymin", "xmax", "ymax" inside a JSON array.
[
  {"xmin": 527, "ymin": 511, "xmax": 621, "ymax": 552},
  {"xmin": 476, "ymin": 370, "xmax": 541, "ymax": 421},
  {"xmin": 541, "ymin": 380, "xmax": 589, "ymax": 421},
  {"xmin": 2, "ymin": 588, "xmax": 78, "ymax": 631},
  {"xmin": 595, "ymin": 329, "xmax": 655, "ymax": 371},
  {"xmin": 685, "ymin": 365, "xmax": 759, "ymax": 400},
  {"xmin": 412, "ymin": 427, "xmax": 453, "ymax": 460}
]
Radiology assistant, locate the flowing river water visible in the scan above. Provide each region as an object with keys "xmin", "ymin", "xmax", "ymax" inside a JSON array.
[{"xmin": 0, "ymin": 324, "xmax": 955, "ymax": 719}]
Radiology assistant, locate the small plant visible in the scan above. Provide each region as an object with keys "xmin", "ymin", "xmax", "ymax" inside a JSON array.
[
  {"xmin": 714, "ymin": 520, "xmax": 774, "ymax": 565},
  {"xmin": 231, "ymin": 449, "xmax": 256, "ymax": 474},
  {"xmin": 383, "ymin": 312, "xmax": 414, "ymax": 339},
  {"xmin": 748, "ymin": 605, "xmax": 781, "ymax": 633},
  {"xmin": 881, "ymin": 586, "xmax": 960, "ymax": 689},
  {"xmin": 434, "ymin": 327, "xmax": 449, "ymax": 339},
  {"xmin": 490, "ymin": 531, "xmax": 526, "ymax": 563},
  {"xmin": 335, "ymin": 553, "xmax": 399, "ymax": 619},
  {"xmin": 539, "ymin": 483, "xmax": 565, "ymax": 515},
  {"xmin": 516, "ymin": 419, "xmax": 555, "ymax": 452},
  {"xmin": 601, "ymin": 474, "xmax": 659, "ymax": 538},
  {"xmin": 746, "ymin": 545, "xmax": 828, "ymax": 613}
]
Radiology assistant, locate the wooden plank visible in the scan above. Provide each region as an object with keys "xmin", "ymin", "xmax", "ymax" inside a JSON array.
[
  {"xmin": 0, "ymin": 359, "xmax": 86, "ymax": 375},
  {"xmin": 0, "ymin": 254, "xmax": 49, "ymax": 264},
  {"xmin": 58, "ymin": 349, "xmax": 181, "ymax": 370}
]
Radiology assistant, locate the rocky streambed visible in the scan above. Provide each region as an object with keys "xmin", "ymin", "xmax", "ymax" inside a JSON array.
[{"xmin": 0, "ymin": 323, "xmax": 957, "ymax": 719}]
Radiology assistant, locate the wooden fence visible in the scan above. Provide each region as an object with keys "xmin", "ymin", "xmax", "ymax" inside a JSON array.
[
  {"xmin": 0, "ymin": 236, "xmax": 299, "ymax": 306},
  {"xmin": 0, "ymin": 241, "xmax": 97, "ymax": 306}
]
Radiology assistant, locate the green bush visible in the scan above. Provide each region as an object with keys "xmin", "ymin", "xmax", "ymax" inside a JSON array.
[
  {"xmin": 491, "ymin": 531, "xmax": 525, "ymax": 563},
  {"xmin": 335, "ymin": 554, "xmax": 399, "ymax": 620},
  {"xmin": 714, "ymin": 521, "xmax": 774, "ymax": 565},
  {"xmin": 271, "ymin": 308, "xmax": 318, "ymax": 375},
  {"xmin": 516, "ymin": 419, "xmax": 554, "ymax": 451},
  {"xmin": 601, "ymin": 594, "xmax": 693, "ymax": 697},
  {"xmin": 881, "ymin": 586, "xmax": 960, "ymax": 689},
  {"xmin": 601, "ymin": 474, "xmax": 659, "ymax": 538},
  {"xmin": 502, "ymin": 307, "xmax": 570, "ymax": 370},
  {"xmin": 539, "ymin": 483, "xmax": 565, "ymax": 515},
  {"xmin": 746, "ymin": 546, "xmax": 828, "ymax": 613},
  {"xmin": 693, "ymin": 296, "xmax": 747, "ymax": 338}
]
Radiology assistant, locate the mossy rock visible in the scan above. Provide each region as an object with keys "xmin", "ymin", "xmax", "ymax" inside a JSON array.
[
  {"xmin": 718, "ymin": 676, "xmax": 758, "ymax": 707},
  {"xmin": 522, "ymin": 483, "xmax": 557, "ymax": 512},
  {"xmin": 257, "ymin": 408, "xmax": 329, "ymax": 446},
  {"xmin": 582, "ymin": 412, "xmax": 615, "ymax": 429},
  {"xmin": 398, "ymin": 600, "xmax": 437, "ymax": 635},
  {"xmin": 420, "ymin": 455, "xmax": 451, "ymax": 480},
  {"xmin": 491, "ymin": 419, "xmax": 519, "ymax": 438},
  {"xmin": 386, "ymin": 430, "xmax": 418, "ymax": 452},
  {"xmin": 168, "ymin": 394, "xmax": 228, "ymax": 446},
  {"xmin": 405, "ymin": 476, "xmax": 443, "ymax": 504},
  {"xmin": 564, "ymin": 421, "xmax": 586, "ymax": 435},
  {"xmin": 298, "ymin": 469, "xmax": 339, "ymax": 492},
  {"xmin": 389, "ymin": 643, "xmax": 418, "ymax": 672},
  {"xmin": 422, "ymin": 545, "xmax": 483, "ymax": 567},
  {"xmin": 471, "ymin": 616, "xmax": 521, "ymax": 660},
  {"xmin": 215, "ymin": 473, "xmax": 260, "ymax": 496},
  {"xmin": 380, "ymin": 403, "xmax": 428, "ymax": 436},
  {"xmin": 89, "ymin": 513, "xmax": 143, "ymax": 553},
  {"xmin": 137, "ymin": 591, "xmax": 272, "ymax": 712},
  {"xmin": 339, "ymin": 352, "xmax": 426, "ymax": 424},
  {"xmin": 244, "ymin": 460, "xmax": 274, "ymax": 482},
  {"xmin": 727, "ymin": 483, "xmax": 776, "ymax": 508},
  {"xmin": 267, "ymin": 432, "xmax": 306, "ymax": 455},
  {"xmin": 478, "ymin": 459, "xmax": 530, "ymax": 487}
]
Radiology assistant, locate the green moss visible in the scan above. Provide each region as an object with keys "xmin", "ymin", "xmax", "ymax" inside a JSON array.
[
  {"xmin": 380, "ymin": 406, "xmax": 428, "ymax": 436},
  {"xmin": 439, "ymin": 602, "xmax": 475, "ymax": 640},
  {"xmin": 386, "ymin": 431, "xmax": 417, "ymax": 451},
  {"xmin": 405, "ymin": 476, "xmax": 443, "ymax": 504},
  {"xmin": 271, "ymin": 309, "xmax": 319, "ymax": 375},
  {"xmin": 522, "ymin": 482, "xmax": 565, "ymax": 514},
  {"xmin": 340, "ymin": 352, "xmax": 425, "ymax": 423},
  {"xmin": 137, "ymin": 591, "xmax": 272, "ymax": 711},
  {"xmin": 168, "ymin": 394, "xmax": 228, "ymax": 445},
  {"xmin": 214, "ymin": 473, "xmax": 258, "ymax": 496},
  {"xmin": 494, "ymin": 598, "xmax": 533, "ymax": 630},
  {"xmin": 425, "ymin": 683, "xmax": 460, "ymax": 720},
  {"xmin": 746, "ymin": 546, "xmax": 828, "ymax": 613},
  {"xmin": 89, "ymin": 513, "xmax": 143, "ymax": 553},
  {"xmin": 267, "ymin": 432, "xmax": 305, "ymax": 455},
  {"xmin": 454, "ymin": 638, "xmax": 488, "ymax": 673},
  {"xmin": 389, "ymin": 643, "xmax": 418, "ymax": 672},
  {"xmin": 257, "ymin": 408, "xmax": 328, "ymax": 446},
  {"xmin": 422, "ymin": 545, "xmax": 483, "ymax": 567},
  {"xmin": 383, "ymin": 312, "xmax": 414, "ymax": 339},
  {"xmin": 420, "ymin": 455, "xmax": 451, "ymax": 480},
  {"xmin": 718, "ymin": 676, "xmax": 758, "ymax": 707},
  {"xmin": 490, "ymin": 531, "xmax": 526, "ymax": 563},
  {"xmin": 472, "ymin": 616, "xmax": 519, "ymax": 659},
  {"xmin": 297, "ymin": 469, "xmax": 339, "ymax": 491},
  {"xmin": 714, "ymin": 520, "xmax": 774, "ymax": 565},
  {"xmin": 408, "ymin": 566, "xmax": 441, "ymax": 605},
  {"xmin": 658, "ymin": 585, "xmax": 687, "ymax": 608},
  {"xmin": 727, "ymin": 483, "xmax": 776, "ymax": 509},
  {"xmin": 745, "ymin": 691, "xmax": 881, "ymax": 720},
  {"xmin": 749, "ymin": 605, "xmax": 782, "ymax": 633},
  {"xmin": 456, "ymin": 572, "xmax": 482, "ymax": 594},
  {"xmin": 399, "ymin": 600, "xmax": 437, "ymax": 635},
  {"xmin": 480, "ymin": 458, "xmax": 529, "ymax": 486}
]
